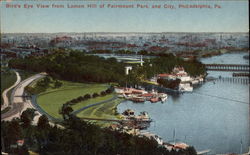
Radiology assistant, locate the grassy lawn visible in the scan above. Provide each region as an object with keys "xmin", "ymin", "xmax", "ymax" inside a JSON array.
[
  {"xmin": 76, "ymin": 98, "xmax": 123, "ymax": 127},
  {"xmin": 71, "ymin": 94, "xmax": 114, "ymax": 110},
  {"xmin": 1, "ymin": 70, "xmax": 17, "ymax": 105},
  {"xmin": 76, "ymin": 97, "xmax": 123, "ymax": 120},
  {"xmin": 37, "ymin": 80, "xmax": 108, "ymax": 118}
]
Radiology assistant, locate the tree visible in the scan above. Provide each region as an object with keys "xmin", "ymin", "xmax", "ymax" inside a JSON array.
[
  {"xmin": 76, "ymin": 96, "xmax": 84, "ymax": 102},
  {"xmin": 20, "ymin": 108, "xmax": 37, "ymax": 127},
  {"xmin": 92, "ymin": 93, "xmax": 99, "ymax": 98},
  {"xmin": 37, "ymin": 115, "xmax": 50, "ymax": 129},
  {"xmin": 6, "ymin": 119, "xmax": 23, "ymax": 145},
  {"xmin": 20, "ymin": 112, "xmax": 32, "ymax": 128},
  {"xmin": 84, "ymin": 94, "xmax": 91, "ymax": 100},
  {"xmin": 59, "ymin": 104, "xmax": 73, "ymax": 120},
  {"xmin": 54, "ymin": 80, "xmax": 62, "ymax": 88},
  {"xmin": 37, "ymin": 77, "xmax": 50, "ymax": 87},
  {"xmin": 100, "ymin": 91, "xmax": 106, "ymax": 96},
  {"xmin": 105, "ymin": 87, "xmax": 113, "ymax": 94},
  {"xmin": 70, "ymin": 98, "xmax": 78, "ymax": 104}
]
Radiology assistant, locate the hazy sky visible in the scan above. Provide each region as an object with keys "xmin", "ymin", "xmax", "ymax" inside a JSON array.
[{"xmin": 0, "ymin": 0, "xmax": 249, "ymax": 33}]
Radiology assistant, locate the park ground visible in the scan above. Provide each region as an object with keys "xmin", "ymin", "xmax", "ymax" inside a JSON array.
[{"xmin": 35, "ymin": 78, "xmax": 122, "ymax": 122}]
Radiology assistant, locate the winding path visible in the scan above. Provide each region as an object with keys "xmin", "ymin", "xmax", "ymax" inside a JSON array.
[
  {"xmin": 1, "ymin": 73, "xmax": 46, "ymax": 122},
  {"xmin": 1, "ymin": 71, "xmax": 21, "ymax": 111}
]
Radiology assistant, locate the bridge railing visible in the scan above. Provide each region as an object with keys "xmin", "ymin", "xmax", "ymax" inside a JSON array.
[{"xmin": 204, "ymin": 64, "xmax": 249, "ymax": 72}]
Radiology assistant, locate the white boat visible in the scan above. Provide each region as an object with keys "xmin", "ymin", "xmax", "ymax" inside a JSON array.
[
  {"xmin": 198, "ymin": 77, "xmax": 204, "ymax": 82},
  {"xmin": 191, "ymin": 79, "xmax": 199, "ymax": 85},
  {"xmin": 158, "ymin": 93, "xmax": 168, "ymax": 102},
  {"xmin": 179, "ymin": 83, "xmax": 193, "ymax": 92}
]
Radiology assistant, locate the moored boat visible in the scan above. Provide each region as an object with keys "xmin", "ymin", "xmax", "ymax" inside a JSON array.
[
  {"xmin": 136, "ymin": 111, "xmax": 152, "ymax": 122},
  {"xmin": 158, "ymin": 93, "xmax": 168, "ymax": 102},
  {"xmin": 129, "ymin": 96, "xmax": 145, "ymax": 103},
  {"xmin": 150, "ymin": 97, "xmax": 159, "ymax": 103}
]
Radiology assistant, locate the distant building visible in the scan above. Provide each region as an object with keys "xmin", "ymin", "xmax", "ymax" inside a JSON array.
[{"xmin": 125, "ymin": 66, "xmax": 132, "ymax": 75}]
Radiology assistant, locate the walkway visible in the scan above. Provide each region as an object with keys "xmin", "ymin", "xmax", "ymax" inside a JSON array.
[
  {"xmin": 1, "ymin": 73, "xmax": 46, "ymax": 122},
  {"xmin": 1, "ymin": 71, "xmax": 21, "ymax": 111}
]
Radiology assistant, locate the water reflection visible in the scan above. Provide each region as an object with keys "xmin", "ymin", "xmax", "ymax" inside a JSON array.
[{"xmin": 117, "ymin": 52, "xmax": 249, "ymax": 154}]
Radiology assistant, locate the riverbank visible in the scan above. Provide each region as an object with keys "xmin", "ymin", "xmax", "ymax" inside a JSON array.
[{"xmin": 117, "ymin": 52, "xmax": 249, "ymax": 154}]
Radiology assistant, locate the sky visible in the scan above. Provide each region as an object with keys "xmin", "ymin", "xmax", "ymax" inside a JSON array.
[{"xmin": 0, "ymin": 0, "xmax": 249, "ymax": 33}]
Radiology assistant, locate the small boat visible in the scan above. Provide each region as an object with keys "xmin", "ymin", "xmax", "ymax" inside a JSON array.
[
  {"xmin": 150, "ymin": 97, "xmax": 159, "ymax": 103},
  {"xmin": 191, "ymin": 79, "xmax": 199, "ymax": 85},
  {"xmin": 140, "ymin": 93, "xmax": 154, "ymax": 101},
  {"xmin": 129, "ymin": 96, "xmax": 145, "ymax": 103},
  {"xmin": 158, "ymin": 93, "xmax": 168, "ymax": 102},
  {"xmin": 179, "ymin": 83, "xmax": 193, "ymax": 92},
  {"xmin": 137, "ymin": 111, "xmax": 151, "ymax": 122}
]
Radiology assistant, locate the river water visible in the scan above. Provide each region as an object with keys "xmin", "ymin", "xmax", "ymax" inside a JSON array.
[{"xmin": 117, "ymin": 52, "xmax": 249, "ymax": 154}]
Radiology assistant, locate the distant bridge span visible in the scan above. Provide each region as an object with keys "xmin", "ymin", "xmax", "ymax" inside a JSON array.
[{"xmin": 204, "ymin": 64, "xmax": 249, "ymax": 72}]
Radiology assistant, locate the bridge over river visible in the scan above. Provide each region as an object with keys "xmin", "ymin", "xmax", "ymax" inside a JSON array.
[{"xmin": 205, "ymin": 64, "xmax": 249, "ymax": 72}]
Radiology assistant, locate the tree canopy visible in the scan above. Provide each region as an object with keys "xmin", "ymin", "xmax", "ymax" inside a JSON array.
[
  {"xmin": 9, "ymin": 50, "xmax": 206, "ymax": 86},
  {"xmin": 1, "ymin": 115, "xmax": 197, "ymax": 155}
]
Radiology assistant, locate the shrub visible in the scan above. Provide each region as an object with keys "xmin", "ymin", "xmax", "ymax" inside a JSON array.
[
  {"xmin": 84, "ymin": 94, "xmax": 91, "ymax": 99},
  {"xmin": 100, "ymin": 91, "xmax": 106, "ymax": 96},
  {"xmin": 92, "ymin": 93, "xmax": 99, "ymax": 98},
  {"xmin": 54, "ymin": 80, "xmax": 62, "ymax": 88}
]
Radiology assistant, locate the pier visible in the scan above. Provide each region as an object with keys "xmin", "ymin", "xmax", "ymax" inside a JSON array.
[
  {"xmin": 205, "ymin": 64, "xmax": 249, "ymax": 72},
  {"xmin": 197, "ymin": 149, "xmax": 211, "ymax": 155},
  {"xmin": 232, "ymin": 72, "xmax": 250, "ymax": 77},
  {"xmin": 214, "ymin": 77, "xmax": 249, "ymax": 84}
]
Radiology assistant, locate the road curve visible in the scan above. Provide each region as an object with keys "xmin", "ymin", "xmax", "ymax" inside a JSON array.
[
  {"xmin": 1, "ymin": 71, "xmax": 21, "ymax": 111},
  {"xmin": 1, "ymin": 73, "xmax": 46, "ymax": 121}
]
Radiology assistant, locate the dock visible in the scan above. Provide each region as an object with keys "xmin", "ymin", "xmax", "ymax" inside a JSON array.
[{"xmin": 197, "ymin": 149, "xmax": 211, "ymax": 155}]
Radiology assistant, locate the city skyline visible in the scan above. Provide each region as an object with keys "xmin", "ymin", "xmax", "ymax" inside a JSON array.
[{"xmin": 0, "ymin": 1, "xmax": 249, "ymax": 33}]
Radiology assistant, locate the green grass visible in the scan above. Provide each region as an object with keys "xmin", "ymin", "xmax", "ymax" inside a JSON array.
[
  {"xmin": 76, "ymin": 98, "xmax": 123, "ymax": 127},
  {"xmin": 71, "ymin": 94, "xmax": 114, "ymax": 111},
  {"xmin": 76, "ymin": 97, "xmax": 123, "ymax": 120},
  {"xmin": 1, "ymin": 70, "xmax": 17, "ymax": 105},
  {"xmin": 37, "ymin": 81, "xmax": 108, "ymax": 118}
]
